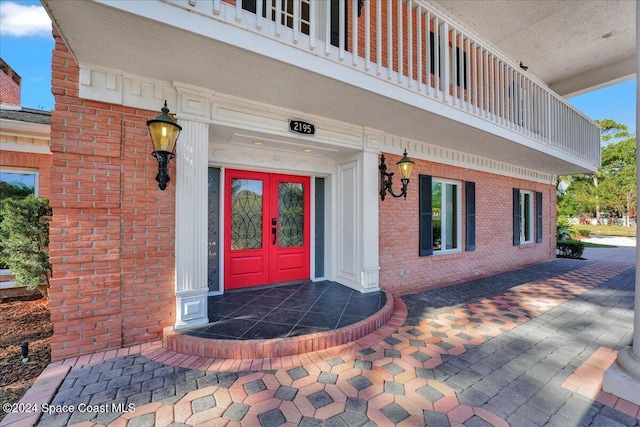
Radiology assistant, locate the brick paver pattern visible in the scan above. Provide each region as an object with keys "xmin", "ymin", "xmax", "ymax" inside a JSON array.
[{"xmin": 22, "ymin": 255, "xmax": 640, "ymax": 426}]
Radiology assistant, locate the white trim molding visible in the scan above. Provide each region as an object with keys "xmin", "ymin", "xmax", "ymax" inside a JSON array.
[
  {"xmin": 76, "ymin": 63, "xmax": 559, "ymax": 184},
  {"xmin": 383, "ymin": 135, "xmax": 557, "ymax": 185},
  {"xmin": 0, "ymin": 119, "xmax": 51, "ymax": 155}
]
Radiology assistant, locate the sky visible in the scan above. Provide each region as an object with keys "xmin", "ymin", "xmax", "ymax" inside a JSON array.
[{"xmin": 0, "ymin": 0, "xmax": 636, "ymax": 136}]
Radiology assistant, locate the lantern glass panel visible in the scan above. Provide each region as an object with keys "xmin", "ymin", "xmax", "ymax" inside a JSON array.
[{"xmin": 149, "ymin": 122, "xmax": 180, "ymax": 153}]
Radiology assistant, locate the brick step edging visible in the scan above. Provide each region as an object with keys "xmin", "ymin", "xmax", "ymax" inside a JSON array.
[{"xmin": 162, "ymin": 290, "xmax": 395, "ymax": 359}]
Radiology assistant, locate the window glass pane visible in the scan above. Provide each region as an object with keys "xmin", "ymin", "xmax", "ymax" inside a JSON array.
[
  {"xmin": 524, "ymin": 193, "xmax": 532, "ymax": 241},
  {"xmin": 445, "ymin": 183, "xmax": 457, "ymax": 250},
  {"xmin": 520, "ymin": 192, "xmax": 532, "ymax": 243},
  {"xmin": 278, "ymin": 182, "xmax": 304, "ymax": 247},
  {"xmin": 0, "ymin": 172, "xmax": 36, "ymax": 198},
  {"xmin": 432, "ymin": 182, "xmax": 442, "ymax": 251},
  {"xmin": 520, "ymin": 193, "xmax": 526, "ymax": 242},
  {"xmin": 231, "ymin": 179, "xmax": 263, "ymax": 250}
]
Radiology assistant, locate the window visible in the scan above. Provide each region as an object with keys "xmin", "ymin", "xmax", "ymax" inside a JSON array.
[
  {"xmin": 513, "ymin": 189, "xmax": 543, "ymax": 246},
  {"xmin": 429, "ymin": 32, "xmax": 468, "ymax": 89},
  {"xmin": 242, "ymin": 0, "xmax": 312, "ymax": 37},
  {"xmin": 519, "ymin": 190, "xmax": 534, "ymax": 244},
  {"xmin": 242, "ymin": 0, "xmax": 345, "ymax": 49},
  {"xmin": 0, "ymin": 169, "xmax": 37, "ymax": 271},
  {"xmin": 0, "ymin": 169, "xmax": 37, "ymax": 199},
  {"xmin": 419, "ymin": 175, "xmax": 463, "ymax": 255}
]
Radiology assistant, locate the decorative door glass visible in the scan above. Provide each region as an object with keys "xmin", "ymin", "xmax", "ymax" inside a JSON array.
[
  {"xmin": 278, "ymin": 182, "xmax": 304, "ymax": 247},
  {"xmin": 231, "ymin": 179, "xmax": 263, "ymax": 250}
]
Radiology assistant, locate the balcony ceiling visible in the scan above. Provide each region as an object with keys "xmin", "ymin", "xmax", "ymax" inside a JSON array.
[{"xmin": 431, "ymin": 0, "xmax": 637, "ymax": 96}]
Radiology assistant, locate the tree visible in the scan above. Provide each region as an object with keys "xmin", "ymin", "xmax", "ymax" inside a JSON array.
[
  {"xmin": 557, "ymin": 174, "xmax": 600, "ymax": 220},
  {"xmin": 599, "ymin": 135, "xmax": 637, "ymax": 225},
  {"xmin": 0, "ymin": 196, "xmax": 52, "ymax": 296},
  {"xmin": 557, "ymin": 119, "xmax": 636, "ymax": 225},
  {"xmin": 596, "ymin": 119, "xmax": 631, "ymax": 146}
]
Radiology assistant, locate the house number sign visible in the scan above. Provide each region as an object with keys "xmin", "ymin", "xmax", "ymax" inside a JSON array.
[{"xmin": 289, "ymin": 119, "xmax": 315, "ymax": 135}]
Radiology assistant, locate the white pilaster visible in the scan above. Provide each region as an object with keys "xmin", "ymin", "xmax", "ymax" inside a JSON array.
[
  {"xmin": 174, "ymin": 119, "xmax": 210, "ymax": 329},
  {"xmin": 602, "ymin": 5, "xmax": 640, "ymax": 404},
  {"xmin": 361, "ymin": 131, "xmax": 382, "ymax": 292},
  {"xmin": 336, "ymin": 158, "xmax": 360, "ymax": 290}
]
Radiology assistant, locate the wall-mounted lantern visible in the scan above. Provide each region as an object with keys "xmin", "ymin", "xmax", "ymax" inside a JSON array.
[
  {"xmin": 379, "ymin": 149, "xmax": 414, "ymax": 200},
  {"xmin": 146, "ymin": 101, "xmax": 182, "ymax": 190}
]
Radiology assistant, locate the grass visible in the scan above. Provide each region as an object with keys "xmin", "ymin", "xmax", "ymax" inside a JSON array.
[
  {"xmin": 580, "ymin": 241, "xmax": 617, "ymax": 248},
  {"xmin": 572, "ymin": 224, "xmax": 636, "ymax": 238}
]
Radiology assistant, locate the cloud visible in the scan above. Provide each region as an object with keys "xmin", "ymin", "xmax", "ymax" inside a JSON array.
[{"xmin": 0, "ymin": 1, "xmax": 51, "ymax": 37}]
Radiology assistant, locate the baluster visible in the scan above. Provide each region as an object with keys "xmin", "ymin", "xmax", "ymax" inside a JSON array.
[
  {"xmin": 352, "ymin": 0, "xmax": 358, "ymax": 65},
  {"xmin": 256, "ymin": 0, "xmax": 263, "ymax": 29},
  {"xmin": 498, "ymin": 59, "xmax": 503, "ymax": 125},
  {"xmin": 235, "ymin": 0, "xmax": 242, "ymax": 22},
  {"xmin": 376, "ymin": 0, "xmax": 382, "ymax": 75},
  {"xmin": 339, "ymin": 0, "xmax": 345, "ymax": 60},
  {"xmin": 426, "ymin": 11, "xmax": 432, "ymax": 96},
  {"xmin": 293, "ymin": 0, "xmax": 299, "ymax": 43},
  {"xmin": 458, "ymin": 31, "xmax": 463, "ymax": 108},
  {"xmin": 451, "ymin": 27, "xmax": 457, "ymax": 103},
  {"xmin": 417, "ymin": 4, "xmax": 422, "ymax": 93},
  {"xmin": 387, "ymin": 0, "xmax": 392, "ymax": 80},
  {"xmin": 365, "ymin": 0, "xmax": 370, "ymax": 70},
  {"xmin": 488, "ymin": 53, "xmax": 493, "ymax": 120},
  {"xmin": 465, "ymin": 36, "xmax": 470, "ymax": 111},
  {"xmin": 398, "ymin": 0, "xmax": 403, "ymax": 84},
  {"xmin": 434, "ymin": 17, "xmax": 440, "ymax": 97},
  {"xmin": 309, "ymin": 0, "xmax": 315, "ymax": 50},
  {"xmin": 275, "ymin": 0, "xmax": 282, "ymax": 37},
  {"xmin": 408, "ymin": 0, "xmax": 413, "ymax": 87},
  {"xmin": 325, "ymin": 0, "xmax": 331, "ymax": 56}
]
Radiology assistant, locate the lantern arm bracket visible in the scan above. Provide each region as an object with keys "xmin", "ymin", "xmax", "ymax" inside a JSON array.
[{"xmin": 152, "ymin": 150, "xmax": 175, "ymax": 191}]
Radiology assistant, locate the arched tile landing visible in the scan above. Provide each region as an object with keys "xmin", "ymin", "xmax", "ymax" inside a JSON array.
[{"xmin": 163, "ymin": 288, "xmax": 396, "ymax": 359}]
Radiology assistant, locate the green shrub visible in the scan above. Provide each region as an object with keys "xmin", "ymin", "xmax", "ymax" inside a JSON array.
[
  {"xmin": 575, "ymin": 227, "xmax": 590, "ymax": 237},
  {"xmin": 556, "ymin": 240, "xmax": 585, "ymax": 259},
  {"xmin": 0, "ymin": 196, "xmax": 52, "ymax": 296},
  {"xmin": 556, "ymin": 217, "xmax": 573, "ymax": 239}
]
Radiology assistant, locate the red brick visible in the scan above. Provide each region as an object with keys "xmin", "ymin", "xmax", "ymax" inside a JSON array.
[
  {"xmin": 48, "ymin": 30, "xmax": 176, "ymax": 361},
  {"xmin": 379, "ymin": 153, "xmax": 555, "ymax": 293}
]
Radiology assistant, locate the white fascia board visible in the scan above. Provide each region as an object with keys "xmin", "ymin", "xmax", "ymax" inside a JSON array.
[{"xmin": 0, "ymin": 119, "xmax": 50, "ymax": 140}]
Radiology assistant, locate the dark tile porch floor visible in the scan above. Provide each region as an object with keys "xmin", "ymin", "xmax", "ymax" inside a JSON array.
[{"xmin": 179, "ymin": 280, "xmax": 386, "ymax": 340}]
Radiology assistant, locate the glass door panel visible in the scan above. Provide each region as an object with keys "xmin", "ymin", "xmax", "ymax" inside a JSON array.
[
  {"xmin": 278, "ymin": 182, "xmax": 304, "ymax": 248},
  {"xmin": 231, "ymin": 179, "xmax": 263, "ymax": 250}
]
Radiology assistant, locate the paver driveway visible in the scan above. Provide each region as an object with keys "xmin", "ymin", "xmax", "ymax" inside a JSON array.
[{"xmin": 3, "ymin": 241, "xmax": 639, "ymax": 427}]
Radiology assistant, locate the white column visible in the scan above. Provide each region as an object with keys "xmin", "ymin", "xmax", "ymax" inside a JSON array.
[
  {"xmin": 602, "ymin": 6, "xmax": 640, "ymax": 403},
  {"xmin": 174, "ymin": 119, "xmax": 209, "ymax": 329}
]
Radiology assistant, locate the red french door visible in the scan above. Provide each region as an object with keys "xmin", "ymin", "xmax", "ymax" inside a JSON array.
[{"xmin": 224, "ymin": 170, "xmax": 311, "ymax": 290}]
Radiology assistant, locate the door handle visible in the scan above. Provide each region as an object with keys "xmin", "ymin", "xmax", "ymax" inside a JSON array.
[{"xmin": 271, "ymin": 218, "xmax": 277, "ymax": 245}]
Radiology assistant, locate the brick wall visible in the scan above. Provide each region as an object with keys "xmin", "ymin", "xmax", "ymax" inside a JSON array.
[
  {"xmin": 379, "ymin": 152, "xmax": 556, "ymax": 294},
  {"xmin": 48, "ymin": 30, "xmax": 176, "ymax": 361},
  {"xmin": 0, "ymin": 62, "xmax": 21, "ymax": 106},
  {"xmin": 0, "ymin": 151, "xmax": 52, "ymax": 198}
]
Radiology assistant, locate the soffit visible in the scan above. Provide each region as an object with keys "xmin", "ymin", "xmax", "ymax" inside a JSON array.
[{"xmin": 430, "ymin": 0, "xmax": 637, "ymax": 95}]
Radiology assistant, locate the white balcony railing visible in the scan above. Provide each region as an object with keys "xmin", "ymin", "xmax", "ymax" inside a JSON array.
[{"xmin": 167, "ymin": 0, "xmax": 600, "ymax": 167}]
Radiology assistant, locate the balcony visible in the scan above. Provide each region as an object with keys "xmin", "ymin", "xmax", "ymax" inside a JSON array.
[{"xmin": 44, "ymin": 0, "xmax": 601, "ymax": 173}]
